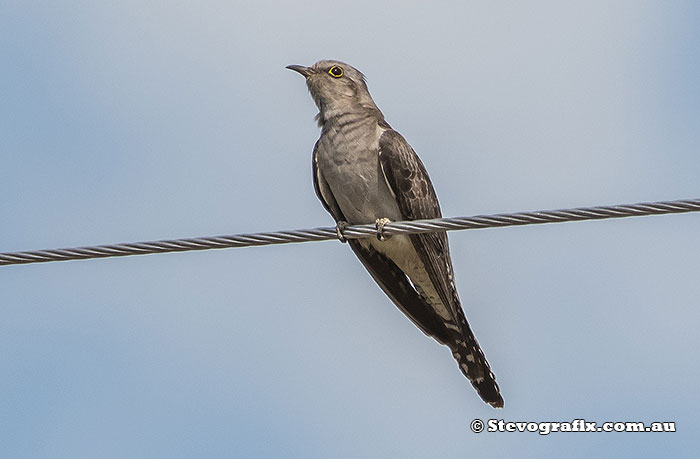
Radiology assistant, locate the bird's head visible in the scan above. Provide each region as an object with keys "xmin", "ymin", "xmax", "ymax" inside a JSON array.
[{"xmin": 287, "ymin": 60, "xmax": 379, "ymax": 123}]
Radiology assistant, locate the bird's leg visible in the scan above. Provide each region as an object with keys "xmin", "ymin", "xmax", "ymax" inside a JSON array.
[
  {"xmin": 335, "ymin": 220, "xmax": 349, "ymax": 243},
  {"xmin": 375, "ymin": 217, "xmax": 392, "ymax": 241}
]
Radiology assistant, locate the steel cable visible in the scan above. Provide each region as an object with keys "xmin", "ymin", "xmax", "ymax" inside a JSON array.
[{"xmin": 2, "ymin": 198, "xmax": 699, "ymax": 267}]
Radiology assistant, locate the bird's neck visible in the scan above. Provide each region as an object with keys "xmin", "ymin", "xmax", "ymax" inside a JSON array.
[{"xmin": 317, "ymin": 103, "xmax": 387, "ymax": 129}]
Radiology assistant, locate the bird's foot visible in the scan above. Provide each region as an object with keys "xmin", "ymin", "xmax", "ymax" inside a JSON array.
[
  {"xmin": 375, "ymin": 218, "xmax": 392, "ymax": 241},
  {"xmin": 335, "ymin": 221, "xmax": 349, "ymax": 243}
]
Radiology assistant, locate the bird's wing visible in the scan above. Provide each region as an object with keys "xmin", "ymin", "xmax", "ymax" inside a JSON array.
[
  {"xmin": 377, "ymin": 130, "xmax": 503, "ymax": 407},
  {"xmin": 377, "ymin": 129, "xmax": 459, "ymax": 319}
]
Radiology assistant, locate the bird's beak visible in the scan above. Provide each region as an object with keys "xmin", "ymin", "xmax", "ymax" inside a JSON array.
[{"xmin": 286, "ymin": 64, "xmax": 313, "ymax": 78}]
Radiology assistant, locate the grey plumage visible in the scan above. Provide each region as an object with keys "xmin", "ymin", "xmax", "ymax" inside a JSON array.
[{"xmin": 288, "ymin": 60, "xmax": 503, "ymax": 408}]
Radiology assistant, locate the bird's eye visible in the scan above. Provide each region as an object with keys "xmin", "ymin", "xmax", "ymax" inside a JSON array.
[{"xmin": 328, "ymin": 66, "xmax": 343, "ymax": 78}]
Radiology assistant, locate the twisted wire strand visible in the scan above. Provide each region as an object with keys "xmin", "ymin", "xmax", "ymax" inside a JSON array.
[{"xmin": 1, "ymin": 198, "xmax": 699, "ymax": 267}]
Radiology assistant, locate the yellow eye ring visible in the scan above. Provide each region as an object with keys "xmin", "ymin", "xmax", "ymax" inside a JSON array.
[{"xmin": 328, "ymin": 66, "xmax": 343, "ymax": 78}]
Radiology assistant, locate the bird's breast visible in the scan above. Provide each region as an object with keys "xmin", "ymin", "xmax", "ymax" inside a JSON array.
[{"xmin": 317, "ymin": 123, "xmax": 401, "ymax": 224}]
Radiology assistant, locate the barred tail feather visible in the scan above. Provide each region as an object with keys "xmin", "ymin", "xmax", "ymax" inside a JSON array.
[{"xmin": 451, "ymin": 332, "xmax": 503, "ymax": 408}]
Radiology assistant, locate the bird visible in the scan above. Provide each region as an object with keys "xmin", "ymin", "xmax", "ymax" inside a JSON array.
[{"xmin": 287, "ymin": 60, "xmax": 503, "ymax": 408}]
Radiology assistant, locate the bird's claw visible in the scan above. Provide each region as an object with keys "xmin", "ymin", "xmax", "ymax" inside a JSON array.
[
  {"xmin": 335, "ymin": 221, "xmax": 349, "ymax": 243},
  {"xmin": 375, "ymin": 218, "xmax": 392, "ymax": 241}
]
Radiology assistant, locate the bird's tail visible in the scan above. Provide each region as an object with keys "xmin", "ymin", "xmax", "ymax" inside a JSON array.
[{"xmin": 450, "ymin": 326, "xmax": 504, "ymax": 408}]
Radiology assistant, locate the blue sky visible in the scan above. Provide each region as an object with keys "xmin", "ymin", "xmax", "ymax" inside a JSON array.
[{"xmin": 1, "ymin": 1, "xmax": 699, "ymax": 457}]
